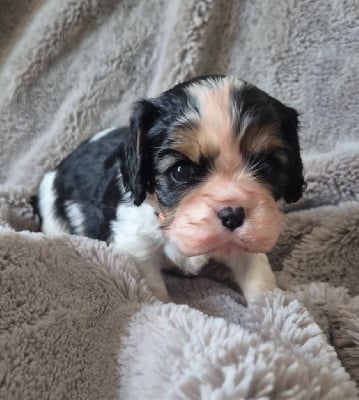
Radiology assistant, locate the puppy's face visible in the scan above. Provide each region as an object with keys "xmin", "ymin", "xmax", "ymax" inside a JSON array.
[{"xmin": 123, "ymin": 76, "xmax": 305, "ymax": 257}]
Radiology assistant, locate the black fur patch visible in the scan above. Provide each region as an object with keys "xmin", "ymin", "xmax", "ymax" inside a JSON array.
[
  {"xmin": 52, "ymin": 128, "xmax": 130, "ymax": 241},
  {"xmin": 230, "ymin": 83, "xmax": 305, "ymax": 203}
]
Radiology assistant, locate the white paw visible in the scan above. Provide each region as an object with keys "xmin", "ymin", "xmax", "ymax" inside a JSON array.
[
  {"xmin": 153, "ymin": 289, "xmax": 172, "ymax": 303},
  {"xmin": 244, "ymin": 279, "xmax": 277, "ymax": 302}
]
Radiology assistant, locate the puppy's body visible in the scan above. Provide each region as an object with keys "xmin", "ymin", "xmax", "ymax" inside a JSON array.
[{"xmin": 36, "ymin": 75, "xmax": 305, "ymax": 302}]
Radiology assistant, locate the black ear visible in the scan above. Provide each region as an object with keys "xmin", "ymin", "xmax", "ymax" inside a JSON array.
[
  {"xmin": 121, "ymin": 99, "xmax": 159, "ymax": 206},
  {"xmin": 279, "ymin": 106, "xmax": 306, "ymax": 203}
]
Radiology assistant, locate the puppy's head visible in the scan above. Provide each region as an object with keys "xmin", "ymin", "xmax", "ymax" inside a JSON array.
[{"xmin": 122, "ymin": 75, "xmax": 305, "ymax": 257}]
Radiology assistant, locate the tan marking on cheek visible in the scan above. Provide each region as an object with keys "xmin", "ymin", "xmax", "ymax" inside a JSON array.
[
  {"xmin": 159, "ymin": 206, "xmax": 177, "ymax": 230},
  {"xmin": 145, "ymin": 192, "xmax": 160, "ymax": 209},
  {"xmin": 145, "ymin": 192, "xmax": 177, "ymax": 230}
]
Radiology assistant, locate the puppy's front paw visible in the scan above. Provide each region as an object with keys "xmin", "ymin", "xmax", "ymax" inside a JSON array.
[
  {"xmin": 243, "ymin": 279, "xmax": 277, "ymax": 303},
  {"xmin": 154, "ymin": 290, "xmax": 172, "ymax": 304}
]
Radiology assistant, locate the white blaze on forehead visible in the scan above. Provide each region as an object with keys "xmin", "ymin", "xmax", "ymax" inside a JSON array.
[
  {"xmin": 185, "ymin": 77, "xmax": 246, "ymax": 173},
  {"xmin": 188, "ymin": 79, "xmax": 232, "ymax": 133}
]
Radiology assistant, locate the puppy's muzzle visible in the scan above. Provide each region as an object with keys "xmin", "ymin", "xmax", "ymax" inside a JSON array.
[{"xmin": 217, "ymin": 207, "xmax": 245, "ymax": 231}]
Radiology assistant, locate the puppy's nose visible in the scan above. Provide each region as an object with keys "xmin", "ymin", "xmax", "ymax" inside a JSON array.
[{"xmin": 217, "ymin": 207, "xmax": 245, "ymax": 231}]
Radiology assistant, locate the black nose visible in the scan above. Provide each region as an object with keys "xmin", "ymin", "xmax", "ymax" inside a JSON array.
[{"xmin": 217, "ymin": 207, "xmax": 245, "ymax": 231}]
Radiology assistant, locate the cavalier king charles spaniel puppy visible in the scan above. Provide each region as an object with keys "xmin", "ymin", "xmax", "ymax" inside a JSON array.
[{"xmin": 35, "ymin": 75, "xmax": 305, "ymax": 303}]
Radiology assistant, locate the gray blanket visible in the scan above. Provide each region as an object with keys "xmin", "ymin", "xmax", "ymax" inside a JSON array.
[{"xmin": 1, "ymin": 0, "xmax": 358, "ymax": 399}]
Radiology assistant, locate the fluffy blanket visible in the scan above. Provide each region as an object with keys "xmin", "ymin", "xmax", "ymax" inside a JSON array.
[{"xmin": 1, "ymin": 0, "xmax": 358, "ymax": 399}]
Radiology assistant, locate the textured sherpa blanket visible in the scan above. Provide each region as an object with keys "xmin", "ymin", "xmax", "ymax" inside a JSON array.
[{"xmin": 1, "ymin": 1, "xmax": 358, "ymax": 399}]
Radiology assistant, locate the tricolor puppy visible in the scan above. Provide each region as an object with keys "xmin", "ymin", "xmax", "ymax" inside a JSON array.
[{"xmin": 35, "ymin": 75, "xmax": 305, "ymax": 303}]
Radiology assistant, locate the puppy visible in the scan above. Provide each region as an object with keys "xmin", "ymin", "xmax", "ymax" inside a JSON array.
[{"xmin": 35, "ymin": 75, "xmax": 305, "ymax": 303}]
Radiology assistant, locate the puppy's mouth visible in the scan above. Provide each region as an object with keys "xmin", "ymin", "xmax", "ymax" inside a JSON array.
[
  {"xmin": 210, "ymin": 237, "xmax": 251, "ymax": 257},
  {"xmin": 158, "ymin": 182, "xmax": 283, "ymax": 258},
  {"xmin": 162, "ymin": 215, "xmax": 282, "ymax": 258}
]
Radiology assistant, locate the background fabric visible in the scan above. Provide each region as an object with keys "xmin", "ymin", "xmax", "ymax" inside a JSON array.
[{"xmin": 0, "ymin": 0, "xmax": 358, "ymax": 399}]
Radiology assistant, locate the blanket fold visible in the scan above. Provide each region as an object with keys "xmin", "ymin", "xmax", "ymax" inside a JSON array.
[{"xmin": 1, "ymin": 0, "xmax": 358, "ymax": 398}]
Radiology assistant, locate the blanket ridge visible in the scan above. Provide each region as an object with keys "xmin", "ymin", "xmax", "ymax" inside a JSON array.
[{"xmin": 0, "ymin": 0, "xmax": 358, "ymax": 398}]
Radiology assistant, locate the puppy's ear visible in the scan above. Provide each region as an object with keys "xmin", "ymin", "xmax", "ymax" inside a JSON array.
[
  {"xmin": 279, "ymin": 105, "xmax": 306, "ymax": 203},
  {"xmin": 121, "ymin": 99, "xmax": 159, "ymax": 206}
]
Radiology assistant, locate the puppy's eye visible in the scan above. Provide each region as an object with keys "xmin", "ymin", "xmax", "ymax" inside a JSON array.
[{"xmin": 170, "ymin": 162, "xmax": 194, "ymax": 183}]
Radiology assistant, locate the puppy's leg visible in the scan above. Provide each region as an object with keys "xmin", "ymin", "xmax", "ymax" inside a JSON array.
[
  {"xmin": 221, "ymin": 253, "xmax": 277, "ymax": 302},
  {"xmin": 111, "ymin": 202, "xmax": 171, "ymax": 302},
  {"xmin": 136, "ymin": 259, "xmax": 171, "ymax": 303}
]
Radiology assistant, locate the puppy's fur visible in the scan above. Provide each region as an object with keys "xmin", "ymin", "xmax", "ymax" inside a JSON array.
[{"xmin": 35, "ymin": 75, "xmax": 305, "ymax": 302}]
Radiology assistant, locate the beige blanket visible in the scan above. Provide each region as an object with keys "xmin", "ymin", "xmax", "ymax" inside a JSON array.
[{"xmin": 1, "ymin": 1, "xmax": 358, "ymax": 399}]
